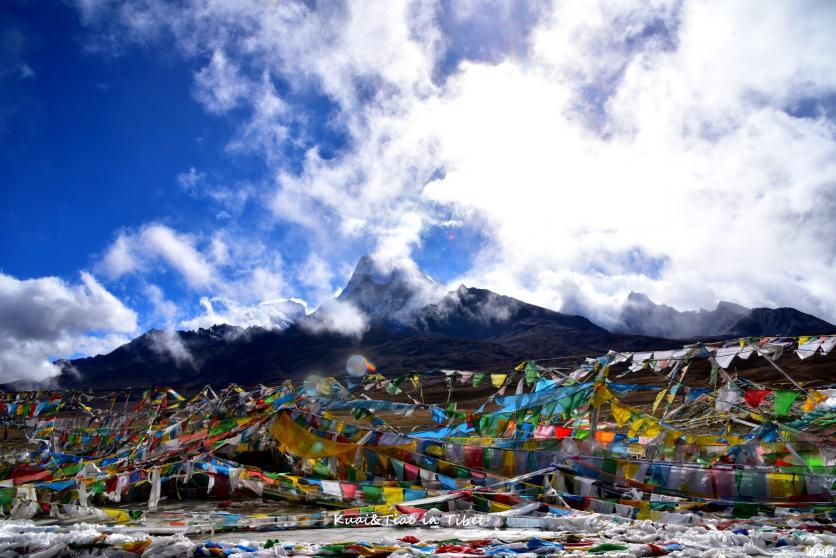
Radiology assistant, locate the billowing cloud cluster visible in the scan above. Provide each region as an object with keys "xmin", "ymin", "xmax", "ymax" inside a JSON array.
[
  {"xmin": 0, "ymin": 272, "xmax": 137, "ymax": 383},
  {"xmin": 74, "ymin": 0, "xmax": 836, "ymax": 329},
  {"xmin": 181, "ymin": 297, "xmax": 307, "ymax": 331}
]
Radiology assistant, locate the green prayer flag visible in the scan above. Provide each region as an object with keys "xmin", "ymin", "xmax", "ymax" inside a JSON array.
[
  {"xmin": 391, "ymin": 459, "xmax": 404, "ymax": 481},
  {"xmin": 385, "ymin": 378, "xmax": 404, "ymax": 395},
  {"xmin": 488, "ymin": 415, "xmax": 500, "ymax": 437},
  {"xmin": 529, "ymin": 405, "xmax": 542, "ymax": 426},
  {"xmin": 524, "ymin": 361, "xmax": 541, "ymax": 386},
  {"xmin": 542, "ymin": 399, "xmax": 559, "ymax": 419},
  {"xmin": 362, "ymin": 485, "xmax": 383, "ymax": 503},
  {"xmin": 514, "ymin": 408, "xmax": 526, "ymax": 427},
  {"xmin": 472, "ymin": 372, "xmax": 487, "ymax": 387},
  {"xmin": 732, "ymin": 503, "xmax": 759, "ymax": 518},
  {"xmin": 589, "ymin": 543, "xmax": 629, "ymax": 553},
  {"xmin": 775, "ymin": 390, "xmax": 801, "ymax": 417},
  {"xmin": 313, "ymin": 461, "xmax": 331, "ymax": 478}
]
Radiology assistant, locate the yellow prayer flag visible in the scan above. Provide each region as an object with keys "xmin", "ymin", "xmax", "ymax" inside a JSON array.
[
  {"xmin": 383, "ymin": 486, "xmax": 404, "ymax": 504},
  {"xmin": 590, "ymin": 385, "xmax": 613, "ymax": 408},
  {"xmin": 501, "ymin": 448, "xmax": 516, "ymax": 477},
  {"xmin": 802, "ymin": 390, "xmax": 826, "ymax": 412},
  {"xmin": 621, "ymin": 460, "xmax": 640, "ymax": 481},
  {"xmin": 627, "ymin": 417, "xmax": 646, "ymax": 438},
  {"xmin": 768, "ymin": 472, "xmax": 801, "ymax": 498},
  {"xmin": 610, "ymin": 400, "xmax": 633, "ymax": 427},
  {"xmin": 489, "ymin": 500, "xmax": 513, "ymax": 512},
  {"xmin": 270, "ymin": 413, "xmax": 357, "ymax": 459},
  {"xmin": 491, "ymin": 374, "xmax": 508, "ymax": 388},
  {"xmin": 651, "ymin": 388, "xmax": 668, "ymax": 414},
  {"xmin": 644, "ymin": 420, "xmax": 661, "ymax": 438},
  {"xmin": 103, "ymin": 508, "xmax": 130, "ymax": 523}
]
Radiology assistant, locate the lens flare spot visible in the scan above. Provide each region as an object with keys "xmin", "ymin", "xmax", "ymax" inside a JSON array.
[{"xmin": 347, "ymin": 354, "xmax": 375, "ymax": 377}]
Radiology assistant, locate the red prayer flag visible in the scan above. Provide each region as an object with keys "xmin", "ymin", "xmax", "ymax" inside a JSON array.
[
  {"xmin": 744, "ymin": 389, "xmax": 772, "ymax": 408},
  {"xmin": 553, "ymin": 426, "xmax": 572, "ymax": 438},
  {"xmin": 340, "ymin": 483, "xmax": 357, "ymax": 499},
  {"xmin": 404, "ymin": 462, "xmax": 419, "ymax": 481}
]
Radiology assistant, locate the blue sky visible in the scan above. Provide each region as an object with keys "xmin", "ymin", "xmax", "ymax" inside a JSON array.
[
  {"xmin": 1, "ymin": 0, "xmax": 835, "ymax": 382},
  {"xmin": 2, "ymin": 1, "xmax": 485, "ymax": 328}
]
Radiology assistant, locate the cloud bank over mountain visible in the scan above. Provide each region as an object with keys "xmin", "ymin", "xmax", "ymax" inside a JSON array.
[{"xmin": 76, "ymin": 0, "xmax": 836, "ymax": 323}]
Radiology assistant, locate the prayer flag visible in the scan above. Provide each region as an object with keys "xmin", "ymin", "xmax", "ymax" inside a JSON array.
[
  {"xmin": 491, "ymin": 374, "xmax": 508, "ymax": 388},
  {"xmin": 524, "ymin": 361, "xmax": 541, "ymax": 385},
  {"xmin": 744, "ymin": 389, "xmax": 772, "ymax": 408},
  {"xmin": 774, "ymin": 390, "xmax": 801, "ymax": 417}
]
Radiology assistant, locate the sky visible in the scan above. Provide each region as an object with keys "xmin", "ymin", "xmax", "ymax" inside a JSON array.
[{"xmin": 1, "ymin": 0, "xmax": 835, "ymax": 383}]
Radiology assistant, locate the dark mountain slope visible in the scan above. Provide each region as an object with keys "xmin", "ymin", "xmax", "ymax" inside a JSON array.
[{"xmin": 732, "ymin": 307, "xmax": 836, "ymax": 337}]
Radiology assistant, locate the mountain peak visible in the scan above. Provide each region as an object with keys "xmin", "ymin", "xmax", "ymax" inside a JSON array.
[
  {"xmin": 337, "ymin": 255, "xmax": 440, "ymax": 321},
  {"xmin": 626, "ymin": 291, "xmax": 654, "ymax": 304},
  {"xmin": 716, "ymin": 300, "xmax": 748, "ymax": 313},
  {"xmin": 616, "ymin": 292, "xmax": 836, "ymax": 339}
]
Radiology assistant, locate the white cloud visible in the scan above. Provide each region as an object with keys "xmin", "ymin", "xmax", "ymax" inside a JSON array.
[
  {"xmin": 176, "ymin": 167, "xmax": 255, "ymax": 219},
  {"xmin": 300, "ymin": 299, "xmax": 369, "ymax": 338},
  {"xmin": 17, "ymin": 63, "xmax": 35, "ymax": 79},
  {"xmin": 0, "ymin": 272, "xmax": 138, "ymax": 383},
  {"xmin": 145, "ymin": 283, "xmax": 179, "ymax": 323},
  {"xmin": 147, "ymin": 327, "xmax": 194, "ymax": 367},
  {"xmin": 101, "ymin": 224, "xmax": 215, "ymax": 289},
  {"xmin": 193, "ymin": 49, "xmax": 250, "ymax": 114},
  {"xmin": 142, "ymin": 225, "xmax": 215, "ymax": 288},
  {"xmin": 177, "ymin": 166, "xmax": 204, "ymax": 192},
  {"xmin": 296, "ymin": 253, "xmax": 336, "ymax": 304},
  {"xmin": 180, "ymin": 296, "xmax": 306, "ymax": 331},
  {"xmin": 98, "ymin": 223, "xmax": 306, "ymax": 331}
]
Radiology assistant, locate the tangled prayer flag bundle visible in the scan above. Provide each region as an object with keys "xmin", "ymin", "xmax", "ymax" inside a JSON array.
[{"xmin": 0, "ymin": 335, "xmax": 834, "ymax": 557}]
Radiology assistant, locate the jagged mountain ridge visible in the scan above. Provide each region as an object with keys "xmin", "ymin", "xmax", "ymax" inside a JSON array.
[
  {"xmin": 616, "ymin": 291, "xmax": 836, "ymax": 339},
  {"xmin": 57, "ymin": 258, "xmax": 668, "ymax": 388},
  {"xmin": 55, "ymin": 258, "xmax": 836, "ymax": 388}
]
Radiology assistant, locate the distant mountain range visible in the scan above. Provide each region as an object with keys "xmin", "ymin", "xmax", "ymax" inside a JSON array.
[
  {"xmin": 614, "ymin": 291, "xmax": 836, "ymax": 339},
  {"xmin": 53, "ymin": 256, "xmax": 836, "ymax": 388}
]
